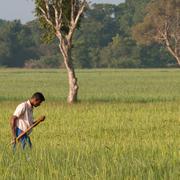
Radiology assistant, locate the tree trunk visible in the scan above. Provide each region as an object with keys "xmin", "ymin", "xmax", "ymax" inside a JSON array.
[
  {"xmin": 164, "ymin": 37, "xmax": 180, "ymax": 66},
  {"xmin": 166, "ymin": 46, "xmax": 180, "ymax": 66},
  {"xmin": 174, "ymin": 56, "xmax": 180, "ymax": 66},
  {"xmin": 67, "ymin": 65, "xmax": 79, "ymax": 103},
  {"xmin": 59, "ymin": 43, "xmax": 79, "ymax": 104}
]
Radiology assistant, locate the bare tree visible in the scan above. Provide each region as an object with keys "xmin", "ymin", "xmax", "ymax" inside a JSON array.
[
  {"xmin": 132, "ymin": 0, "xmax": 180, "ymax": 65},
  {"xmin": 35, "ymin": 0, "xmax": 87, "ymax": 103}
]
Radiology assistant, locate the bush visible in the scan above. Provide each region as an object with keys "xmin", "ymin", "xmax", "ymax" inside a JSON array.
[{"xmin": 25, "ymin": 55, "xmax": 63, "ymax": 68}]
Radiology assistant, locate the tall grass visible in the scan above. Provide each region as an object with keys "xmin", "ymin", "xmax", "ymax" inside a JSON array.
[{"xmin": 0, "ymin": 69, "xmax": 179, "ymax": 179}]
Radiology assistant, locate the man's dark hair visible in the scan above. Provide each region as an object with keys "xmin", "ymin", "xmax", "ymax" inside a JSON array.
[{"xmin": 31, "ymin": 92, "xmax": 45, "ymax": 101}]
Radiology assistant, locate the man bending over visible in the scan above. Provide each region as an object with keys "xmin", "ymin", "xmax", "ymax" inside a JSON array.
[{"xmin": 10, "ymin": 92, "xmax": 45, "ymax": 150}]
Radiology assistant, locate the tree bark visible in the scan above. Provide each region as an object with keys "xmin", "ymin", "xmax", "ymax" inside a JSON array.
[
  {"xmin": 165, "ymin": 39, "xmax": 180, "ymax": 66},
  {"xmin": 174, "ymin": 56, "xmax": 180, "ymax": 66},
  {"xmin": 67, "ymin": 64, "xmax": 79, "ymax": 103},
  {"xmin": 38, "ymin": 0, "xmax": 86, "ymax": 104},
  {"xmin": 59, "ymin": 42, "xmax": 79, "ymax": 103}
]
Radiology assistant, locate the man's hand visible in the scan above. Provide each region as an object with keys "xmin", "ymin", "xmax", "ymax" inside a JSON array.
[
  {"xmin": 11, "ymin": 137, "xmax": 17, "ymax": 145},
  {"xmin": 38, "ymin": 116, "xmax": 46, "ymax": 122},
  {"xmin": 33, "ymin": 116, "xmax": 46, "ymax": 127}
]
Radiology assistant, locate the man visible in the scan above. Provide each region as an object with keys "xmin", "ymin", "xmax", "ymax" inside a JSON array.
[{"xmin": 10, "ymin": 92, "xmax": 45, "ymax": 150}]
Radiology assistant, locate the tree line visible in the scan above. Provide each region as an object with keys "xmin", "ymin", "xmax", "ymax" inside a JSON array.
[{"xmin": 0, "ymin": 0, "xmax": 178, "ymax": 68}]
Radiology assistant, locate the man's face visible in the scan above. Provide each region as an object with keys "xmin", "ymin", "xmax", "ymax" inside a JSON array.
[{"xmin": 32, "ymin": 98, "xmax": 43, "ymax": 107}]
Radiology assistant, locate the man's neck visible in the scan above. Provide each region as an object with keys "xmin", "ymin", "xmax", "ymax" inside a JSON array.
[{"xmin": 29, "ymin": 99, "xmax": 34, "ymax": 108}]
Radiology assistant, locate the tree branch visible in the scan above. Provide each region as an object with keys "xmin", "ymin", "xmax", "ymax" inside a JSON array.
[
  {"xmin": 74, "ymin": 0, "xmax": 86, "ymax": 28},
  {"xmin": 71, "ymin": 0, "xmax": 75, "ymax": 22},
  {"xmin": 52, "ymin": 5, "xmax": 62, "ymax": 30},
  {"xmin": 44, "ymin": 0, "xmax": 50, "ymax": 19},
  {"xmin": 38, "ymin": 6, "xmax": 53, "ymax": 27},
  {"xmin": 67, "ymin": 0, "xmax": 86, "ymax": 41}
]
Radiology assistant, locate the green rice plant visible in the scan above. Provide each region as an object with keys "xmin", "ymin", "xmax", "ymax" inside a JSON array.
[{"xmin": 0, "ymin": 69, "xmax": 179, "ymax": 179}]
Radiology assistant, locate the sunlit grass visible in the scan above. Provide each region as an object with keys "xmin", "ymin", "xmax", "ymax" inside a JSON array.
[{"xmin": 0, "ymin": 69, "xmax": 179, "ymax": 179}]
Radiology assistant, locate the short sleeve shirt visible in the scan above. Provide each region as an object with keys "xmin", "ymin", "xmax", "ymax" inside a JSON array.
[{"xmin": 13, "ymin": 100, "xmax": 34, "ymax": 132}]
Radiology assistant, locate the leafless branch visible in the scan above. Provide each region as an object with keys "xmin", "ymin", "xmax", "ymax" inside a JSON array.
[
  {"xmin": 39, "ymin": 6, "xmax": 53, "ymax": 26},
  {"xmin": 44, "ymin": 0, "xmax": 50, "ymax": 19},
  {"xmin": 67, "ymin": 0, "xmax": 86, "ymax": 41}
]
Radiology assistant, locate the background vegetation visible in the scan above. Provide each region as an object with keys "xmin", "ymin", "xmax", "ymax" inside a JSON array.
[{"xmin": 0, "ymin": 0, "xmax": 176, "ymax": 68}]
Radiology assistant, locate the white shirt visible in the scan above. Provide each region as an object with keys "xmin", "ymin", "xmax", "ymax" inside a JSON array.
[{"xmin": 13, "ymin": 100, "xmax": 34, "ymax": 132}]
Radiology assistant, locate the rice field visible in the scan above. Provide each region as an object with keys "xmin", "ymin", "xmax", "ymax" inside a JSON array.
[{"xmin": 0, "ymin": 69, "xmax": 179, "ymax": 179}]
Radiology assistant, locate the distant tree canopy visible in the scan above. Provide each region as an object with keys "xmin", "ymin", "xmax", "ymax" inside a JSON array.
[
  {"xmin": 0, "ymin": 0, "xmax": 176, "ymax": 68},
  {"xmin": 132, "ymin": 0, "xmax": 180, "ymax": 65},
  {"xmin": 0, "ymin": 20, "xmax": 37, "ymax": 67}
]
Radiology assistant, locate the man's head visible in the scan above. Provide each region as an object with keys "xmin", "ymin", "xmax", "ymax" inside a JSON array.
[{"xmin": 30, "ymin": 92, "xmax": 45, "ymax": 107}]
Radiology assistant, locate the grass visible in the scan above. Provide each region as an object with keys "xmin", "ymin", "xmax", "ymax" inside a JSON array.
[{"xmin": 0, "ymin": 68, "xmax": 179, "ymax": 179}]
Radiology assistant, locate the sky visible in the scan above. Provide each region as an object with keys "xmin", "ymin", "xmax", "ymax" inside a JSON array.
[{"xmin": 0, "ymin": 0, "xmax": 125, "ymax": 23}]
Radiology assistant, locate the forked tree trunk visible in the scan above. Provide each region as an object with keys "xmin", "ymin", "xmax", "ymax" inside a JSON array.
[
  {"xmin": 37, "ymin": 0, "xmax": 86, "ymax": 104},
  {"xmin": 59, "ymin": 43, "xmax": 79, "ymax": 103}
]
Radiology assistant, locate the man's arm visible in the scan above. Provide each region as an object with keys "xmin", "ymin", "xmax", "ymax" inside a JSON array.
[
  {"xmin": 11, "ymin": 103, "xmax": 26, "ymax": 143},
  {"xmin": 10, "ymin": 116, "xmax": 18, "ymax": 143}
]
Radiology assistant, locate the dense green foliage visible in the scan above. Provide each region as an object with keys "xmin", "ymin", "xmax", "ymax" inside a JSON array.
[
  {"xmin": 0, "ymin": 0, "xmax": 176, "ymax": 68},
  {"xmin": 0, "ymin": 69, "xmax": 179, "ymax": 179},
  {"xmin": 0, "ymin": 20, "xmax": 37, "ymax": 67}
]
